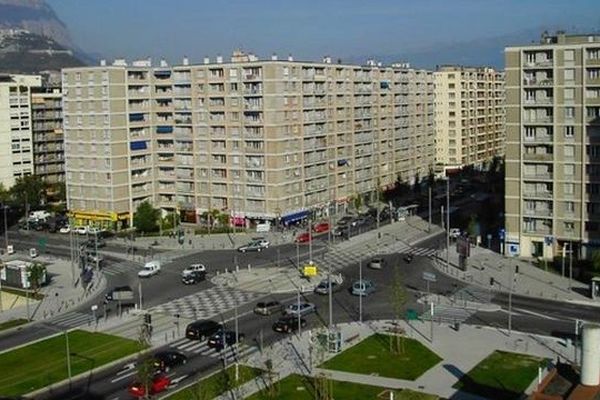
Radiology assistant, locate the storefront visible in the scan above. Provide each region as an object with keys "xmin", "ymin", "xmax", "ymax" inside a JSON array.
[{"xmin": 68, "ymin": 210, "xmax": 130, "ymax": 230}]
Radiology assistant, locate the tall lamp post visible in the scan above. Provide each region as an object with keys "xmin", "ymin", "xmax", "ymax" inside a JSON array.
[{"xmin": 446, "ymin": 177, "xmax": 450, "ymax": 270}]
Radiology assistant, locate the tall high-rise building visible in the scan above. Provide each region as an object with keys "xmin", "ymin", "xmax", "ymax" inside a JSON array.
[
  {"xmin": 0, "ymin": 74, "xmax": 41, "ymax": 189},
  {"xmin": 505, "ymin": 32, "xmax": 600, "ymax": 260},
  {"xmin": 31, "ymin": 87, "xmax": 65, "ymax": 186},
  {"xmin": 434, "ymin": 65, "xmax": 505, "ymax": 174},
  {"xmin": 62, "ymin": 52, "xmax": 435, "ymax": 229}
]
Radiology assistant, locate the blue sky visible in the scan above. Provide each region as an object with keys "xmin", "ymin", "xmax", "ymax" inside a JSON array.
[{"xmin": 48, "ymin": 0, "xmax": 600, "ymax": 64}]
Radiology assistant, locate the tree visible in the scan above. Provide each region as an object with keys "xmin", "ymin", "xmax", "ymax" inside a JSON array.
[
  {"xmin": 0, "ymin": 183, "xmax": 10, "ymax": 205},
  {"xmin": 389, "ymin": 268, "xmax": 407, "ymax": 355},
  {"xmin": 26, "ymin": 262, "xmax": 46, "ymax": 294},
  {"xmin": 136, "ymin": 324, "xmax": 154, "ymax": 400},
  {"xmin": 591, "ymin": 250, "xmax": 600, "ymax": 273},
  {"xmin": 133, "ymin": 201, "xmax": 160, "ymax": 233},
  {"xmin": 412, "ymin": 173, "xmax": 421, "ymax": 195},
  {"xmin": 353, "ymin": 194, "xmax": 362, "ymax": 211},
  {"xmin": 427, "ymin": 166, "xmax": 436, "ymax": 189},
  {"xmin": 262, "ymin": 359, "xmax": 279, "ymax": 399},
  {"xmin": 10, "ymin": 175, "xmax": 47, "ymax": 210},
  {"xmin": 47, "ymin": 182, "xmax": 66, "ymax": 203},
  {"xmin": 466, "ymin": 214, "xmax": 478, "ymax": 238}
]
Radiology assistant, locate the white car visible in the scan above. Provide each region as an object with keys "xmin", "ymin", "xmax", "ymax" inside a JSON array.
[
  {"xmin": 59, "ymin": 226, "xmax": 71, "ymax": 234},
  {"xmin": 138, "ymin": 261, "xmax": 161, "ymax": 278},
  {"xmin": 74, "ymin": 226, "xmax": 88, "ymax": 235},
  {"xmin": 182, "ymin": 263, "xmax": 206, "ymax": 276}
]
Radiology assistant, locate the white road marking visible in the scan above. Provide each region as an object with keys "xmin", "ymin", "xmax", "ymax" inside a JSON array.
[
  {"xmin": 110, "ymin": 370, "xmax": 136, "ymax": 383},
  {"xmin": 116, "ymin": 362, "xmax": 136, "ymax": 375}
]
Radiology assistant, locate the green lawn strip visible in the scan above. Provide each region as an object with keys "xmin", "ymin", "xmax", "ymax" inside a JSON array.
[
  {"xmin": 2, "ymin": 287, "xmax": 44, "ymax": 300},
  {"xmin": 320, "ymin": 333, "xmax": 442, "ymax": 380},
  {"xmin": 0, "ymin": 329, "xmax": 143, "ymax": 397},
  {"xmin": 0, "ymin": 318, "xmax": 29, "ymax": 331},
  {"xmin": 247, "ymin": 374, "xmax": 438, "ymax": 400},
  {"xmin": 165, "ymin": 365, "xmax": 262, "ymax": 400},
  {"xmin": 453, "ymin": 350, "xmax": 546, "ymax": 399}
]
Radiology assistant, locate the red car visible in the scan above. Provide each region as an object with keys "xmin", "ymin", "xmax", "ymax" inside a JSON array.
[
  {"xmin": 312, "ymin": 222, "xmax": 330, "ymax": 233},
  {"xmin": 295, "ymin": 232, "xmax": 312, "ymax": 243},
  {"xmin": 128, "ymin": 374, "xmax": 171, "ymax": 398}
]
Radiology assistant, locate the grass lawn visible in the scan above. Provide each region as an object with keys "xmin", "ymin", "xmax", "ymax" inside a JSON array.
[
  {"xmin": 165, "ymin": 365, "xmax": 262, "ymax": 400},
  {"xmin": 320, "ymin": 333, "xmax": 442, "ymax": 380},
  {"xmin": 0, "ymin": 318, "xmax": 29, "ymax": 332},
  {"xmin": 0, "ymin": 329, "xmax": 143, "ymax": 397},
  {"xmin": 453, "ymin": 350, "xmax": 546, "ymax": 399},
  {"xmin": 247, "ymin": 374, "xmax": 438, "ymax": 400}
]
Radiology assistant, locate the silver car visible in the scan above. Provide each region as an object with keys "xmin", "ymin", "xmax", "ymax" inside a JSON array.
[
  {"xmin": 285, "ymin": 302, "xmax": 316, "ymax": 317},
  {"xmin": 351, "ymin": 279, "xmax": 376, "ymax": 296},
  {"xmin": 368, "ymin": 257, "xmax": 386, "ymax": 270}
]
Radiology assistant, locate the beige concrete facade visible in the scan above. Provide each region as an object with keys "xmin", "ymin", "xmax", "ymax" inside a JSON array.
[
  {"xmin": 31, "ymin": 88, "xmax": 64, "ymax": 185},
  {"xmin": 0, "ymin": 74, "xmax": 41, "ymax": 189},
  {"xmin": 62, "ymin": 53, "xmax": 435, "ymax": 228},
  {"xmin": 434, "ymin": 66, "xmax": 505, "ymax": 173},
  {"xmin": 505, "ymin": 33, "xmax": 600, "ymax": 260}
]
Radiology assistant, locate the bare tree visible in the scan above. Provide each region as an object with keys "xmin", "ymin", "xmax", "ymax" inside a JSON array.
[
  {"xmin": 262, "ymin": 359, "xmax": 279, "ymax": 399},
  {"xmin": 389, "ymin": 267, "xmax": 407, "ymax": 355},
  {"xmin": 136, "ymin": 325, "xmax": 154, "ymax": 399}
]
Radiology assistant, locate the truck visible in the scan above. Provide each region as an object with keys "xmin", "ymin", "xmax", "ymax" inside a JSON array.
[{"xmin": 105, "ymin": 286, "xmax": 134, "ymax": 302}]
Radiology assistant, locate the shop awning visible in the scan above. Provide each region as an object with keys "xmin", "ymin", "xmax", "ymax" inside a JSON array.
[{"xmin": 281, "ymin": 210, "xmax": 309, "ymax": 224}]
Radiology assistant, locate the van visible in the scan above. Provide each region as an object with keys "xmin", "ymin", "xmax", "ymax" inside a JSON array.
[
  {"xmin": 29, "ymin": 211, "xmax": 51, "ymax": 222},
  {"xmin": 256, "ymin": 221, "xmax": 271, "ymax": 233}
]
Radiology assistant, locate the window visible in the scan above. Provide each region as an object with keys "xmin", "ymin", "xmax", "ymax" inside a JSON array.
[
  {"xmin": 564, "ymin": 88, "xmax": 574, "ymax": 101},
  {"xmin": 565, "ymin": 126, "xmax": 574, "ymax": 138},
  {"xmin": 565, "ymin": 201, "xmax": 575, "ymax": 213},
  {"xmin": 565, "ymin": 107, "xmax": 575, "ymax": 119},
  {"xmin": 564, "ymin": 183, "xmax": 574, "ymax": 195},
  {"xmin": 448, "ymin": 83, "xmax": 455, "ymax": 89},
  {"xmin": 564, "ymin": 164, "xmax": 575, "ymax": 176},
  {"xmin": 229, "ymin": 69, "xmax": 237, "ymax": 78},
  {"xmin": 283, "ymin": 67, "xmax": 289, "ymax": 77},
  {"xmin": 75, "ymin": 72, "xmax": 81, "ymax": 81},
  {"xmin": 564, "ymin": 69, "xmax": 575, "ymax": 82},
  {"xmin": 564, "ymin": 222, "xmax": 575, "ymax": 232},
  {"xmin": 564, "ymin": 50, "xmax": 575, "ymax": 62},
  {"xmin": 564, "ymin": 145, "xmax": 575, "ymax": 157}
]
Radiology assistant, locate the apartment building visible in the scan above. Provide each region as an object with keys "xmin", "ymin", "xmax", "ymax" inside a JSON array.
[
  {"xmin": 434, "ymin": 65, "xmax": 505, "ymax": 174},
  {"xmin": 62, "ymin": 52, "xmax": 435, "ymax": 229},
  {"xmin": 31, "ymin": 87, "xmax": 64, "ymax": 185},
  {"xmin": 0, "ymin": 74, "xmax": 42, "ymax": 189},
  {"xmin": 505, "ymin": 32, "xmax": 600, "ymax": 260}
]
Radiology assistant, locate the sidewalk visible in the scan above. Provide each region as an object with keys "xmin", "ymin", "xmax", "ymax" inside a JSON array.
[
  {"xmin": 227, "ymin": 320, "xmax": 573, "ymax": 400},
  {"xmin": 0, "ymin": 252, "xmax": 106, "ymax": 324},
  {"xmin": 432, "ymin": 243, "xmax": 595, "ymax": 305}
]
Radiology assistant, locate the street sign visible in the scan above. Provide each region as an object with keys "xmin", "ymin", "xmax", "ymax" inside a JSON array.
[{"xmin": 422, "ymin": 272, "xmax": 437, "ymax": 283}]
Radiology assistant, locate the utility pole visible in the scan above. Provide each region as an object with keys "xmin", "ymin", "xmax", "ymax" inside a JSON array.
[
  {"xmin": 430, "ymin": 302, "xmax": 434, "ymax": 342},
  {"xmin": 138, "ymin": 280, "xmax": 143, "ymax": 311},
  {"xmin": 308, "ymin": 216, "xmax": 313, "ymax": 262},
  {"xmin": 234, "ymin": 303, "xmax": 239, "ymax": 382},
  {"xmin": 94, "ymin": 230, "xmax": 99, "ymax": 270},
  {"xmin": 446, "ymin": 178, "xmax": 450, "ymax": 271},
  {"xmin": 428, "ymin": 186, "xmax": 432, "ymax": 232},
  {"xmin": 328, "ymin": 262, "xmax": 333, "ymax": 329},
  {"xmin": 441, "ymin": 206, "xmax": 445, "ymax": 230},
  {"xmin": 561, "ymin": 244, "xmax": 566, "ymax": 278},
  {"xmin": 508, "ymin": 265, "xmax": 516, "ymax": 336},
  {"xmin": 296, "ymin": 241, "xmax": 300, "ymax": 268},
  {"xmin": 568, "ymin": 241, "xmax": 573, "ymax": 291},
  {"xmin": 359, "ymin": 258, "xmax": 363, "ymax": 323},
  {"xmin": 297, "ymin": 289, "xmax": 301, "ymax": 335}
]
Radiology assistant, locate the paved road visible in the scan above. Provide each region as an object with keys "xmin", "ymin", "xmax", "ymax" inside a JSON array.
[{"xmin": 36, "ymin": 234, "xmax": 600, "ymax": 400}]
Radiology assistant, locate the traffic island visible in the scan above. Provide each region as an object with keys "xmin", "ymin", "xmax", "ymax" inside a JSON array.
[
  {"xmin": 0, "ymin": 329, "xmax": 143, "ymax": 397},
  {"xmin": 319, "ymin": 333, "xmax": 442, "ymax": 381},
  {"xmin": 452, "ymin": 350, "xmax": 546, "ymax": 400},
  {"xmin": 164, "ymin": 365, "xmax": 263, "ymax": 400},
  {"xmin": 246, "ymin": 373, "xmax": 439, "ymax": 400}
]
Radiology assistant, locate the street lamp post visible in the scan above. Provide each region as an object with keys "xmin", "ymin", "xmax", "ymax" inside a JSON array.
[
  {"xmin": 308, "ymin": 216, "xmax": 313, "ymax": 262},
  {"xmin": 568, "ymin": 241, "xmax": 573, "ymax": 291},
  {"xmin": 296, "ymin": 241, "xmax": 300, "ymax": 268},
  {"xmin": 446, "ymin": 178, "xmax": 450, "ymax": 270},
  {"xmin": 359, "ymin": 258, "xmax": 363, "ymax": 323},
  {"xmin": 3, "ymin": 205, "xmax": 8, "ymax": 251},
  {"xmin": 138, "ymin": 280, "xmax": 143, "ymax": 311},
  {"xmin": 428, "ymin": 186, "xmax": 432, "ymax": 232},
  {"xmin": 297, "ymin": 289, "xmax": 302, "ymax": 335}
]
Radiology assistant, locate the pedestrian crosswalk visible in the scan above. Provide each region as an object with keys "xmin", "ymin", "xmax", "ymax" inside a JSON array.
[
  {"xmin": 47, "ymin": 311, "xmax": 92, "ymax": 329},
  {"xmin": 419, "ymin": 304, "xmax": 478, "ymax": 324},
  {"xmin": 170, "ymin": 337, "xmax": 258, "ymax": 362},
  {"xmin": 101, "ymin": 260, "xmax": 142, "ymax": 276},
  {"xmin": 149, "ymin": 286, "xmax": 263, "ymax": 320}
]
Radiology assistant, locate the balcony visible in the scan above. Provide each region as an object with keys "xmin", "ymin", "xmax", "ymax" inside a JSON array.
[
  {"xmin": 523, "ymin": 172, "xmax": 553, "ymax": 180},
  {"xmin": 524, "ymin": 208, "xmax": 552, "ymax": 217},
  {"xmin": 523, "ymin": 225, "xmax": 553, "ymax": 235},
  {"xmin": 524, "ymin": 135, "xmax": 553, "ymax": 143},
  {"xmin": 523, "ymin": 153, "xmax": 553, "ymax": 162},
  {"xmin": 523, "ymin": 191, "xmax": 553, "ymax": 199},
  {"xmin": 522, "ymin": 78, "xmax": 553, "ymax": 87},
  {"xmin": 524, "ymin": 97, "xmax": 554, "ymax": 106}
]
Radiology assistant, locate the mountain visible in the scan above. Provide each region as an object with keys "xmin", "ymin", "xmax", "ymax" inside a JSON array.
[
  {"xmin": 0, "ymin": 0, "xmax": 73, "ymax": 48},
  {"xmin": 0, "ymin": 29, "xmax": 84, "ymax": 74}
]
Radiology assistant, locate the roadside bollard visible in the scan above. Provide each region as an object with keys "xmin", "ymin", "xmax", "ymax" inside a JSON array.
[
  {"xmin": 248, "ymin": 263, "xmax": 251, "ymax": 271},
  {"xmin": 225, "ymin": 268, "xmax": 228, "ymax": 274},
  {"xmin": 236, "ymin": 264, "xmax": 239, "ymax": 273}
]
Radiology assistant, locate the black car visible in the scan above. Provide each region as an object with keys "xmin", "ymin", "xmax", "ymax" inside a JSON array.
[
  {"xmin": 207, "ymin": 330, "xmax": 245, "ymax": 350},
  {"xmin": 403, "ymin": 254, "xmax": 414, "ymax": 263},
  {"xmin": 273, "ymin": 316, "xmax": 307, "ymax": 333},
  {"xmin": 152, "ymin": 350, "xmax": 187, "ymax": 372},
  {"xmin": 185, "ymin": 320, "xmax": 222, "ymax": 341},
  {"xmin": 182, "ymin": 271, "xmax": 206, "ymax": 285}
]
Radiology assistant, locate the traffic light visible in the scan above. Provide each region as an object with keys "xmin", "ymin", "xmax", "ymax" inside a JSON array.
[
  {"xmin": 144, "ymin": 313, "xmax": 152, "ymax": 325},
  {"xmin": 490, "ymin": 277, "xmax": 495, "ymax": 286}
]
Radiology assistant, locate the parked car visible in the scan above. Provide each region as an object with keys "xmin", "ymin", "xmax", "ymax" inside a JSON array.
[
  {"xmin": 128, "ymin": 374, "xmax": 171, "ymax": 397},
  {"xmin": 337, "ymin": 216, "xmax": 353, "ymax": 225},
  {"xmin": 207, "ymin": 330, "xmax": 245, "ymax": 350},
  {"xmin": 368, "ymin": 257, "xmax": 386, "ymax": 270},
  {"xmin": 152, "ymin": 351, "xmax": 187, "ymax": 372},
  {"xmin": 332, "ymin": 225, "xmax": 348, "ymax": 237},
  {"xmin": 138, "ymin": 260, "xmax": 161, "ymax": 278},
  {"xmin": 237, "ymin": 240, "xmax": 268, "ymax": 253},
  {"xmin": 74, "ymin": 226, "xmax": 88, "ymax": 235},
  {"xmin": 285, "ymin": 302, "xmax": 316, "ymax": 317},
  {"xmin": 314, "ymin": 279, "xmax": 341, "ymax": 295},
  {"xmin": 59, "ymin": 225, "xmax": 71, "ymax": 234},
  {"xmin": 295, "ymin": 232, "xmax": 312, "ymax": 243},
  {"xmin": 182, "ymin": 270, "xmax": 206, "ymax": 285},
  {"xmin": 350, "ymin": 217, "xmax": 368, "ymax": 227},
  {"xmin": 351, "ymin": 279, "xmax": 376, "ymax": 296},
  {"xmin": 85, "ymin": 238, "xmax": 106, "ymax": 248},
  {"xmin": 254, "ymin": 301, "xmax": 284, "ymax": 316},
  {"xmin": 312, "ymin": 222, "xmax": 330, "ymax": 233},
  {"xmin": 273, "ymin": 316, "xmax": 307, "ymax": 333},
  {"xmin": 185, "ymin": 320, "xmax": 222, "ymax": 341},
  {"xmin": 252, "ymin": 238, "xmax": 270, "ymax": 248}
]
